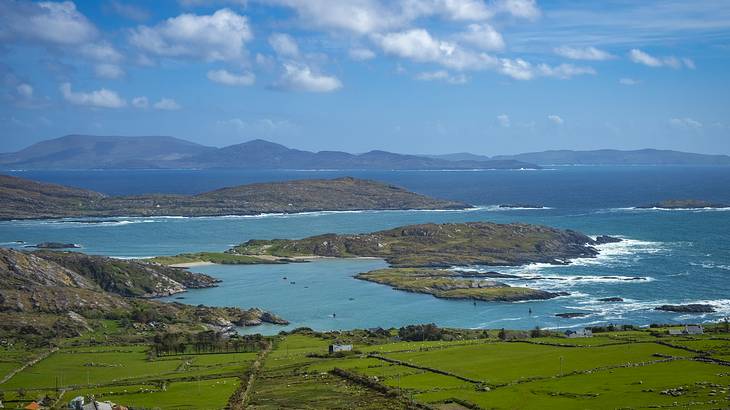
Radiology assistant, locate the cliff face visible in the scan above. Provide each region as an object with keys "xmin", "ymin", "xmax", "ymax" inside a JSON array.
[
  {"xmin": 32, "ymin": 251, "xmax": 219, "ymax": 298},
  {"xmin": 0, "ymin": 248, "xmax": 288, "ymax": 338},
  {"xmin": 231, "ymin": 222, "xmax": 601, "ymax": 267},
  {"xmin": 0, "ymin": 175, "xmax": 470, "ymax": 220},
  {"xmin": 0, "ymin": 249, "xmax": 127, "ymax": 314}
]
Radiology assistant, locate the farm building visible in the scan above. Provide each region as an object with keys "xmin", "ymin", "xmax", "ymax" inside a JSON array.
[
  {"xmin": 329, "ymin": 344, "xmax": 353, "ymax": 354},
  {"xmin": 669, "ymin": 325, "xmax": 704, "ymax": 335},
  {"xmin": 565, "ymin": 328, "xmax": 593, "ymax": 338}
]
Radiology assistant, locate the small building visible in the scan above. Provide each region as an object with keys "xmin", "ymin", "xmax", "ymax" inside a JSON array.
[
  {"xmin": 24, "ymin": 403, "xmax": 41, "ymax": 410},
  {"xmin": 564, "ymin": 328, "xmax": 593, "ymax": 338},
  {"xmin": 669, "ymin": 325, "xmax": 703, "ymax": 335},
  {"xmin": 329, "ymin": 344, "xmax": 353, "ymax": 354},
  {"xmin": 82, "ymin": 401, "xmax": 114, "ymax": 410}
]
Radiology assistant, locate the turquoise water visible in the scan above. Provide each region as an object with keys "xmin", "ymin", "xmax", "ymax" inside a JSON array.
[{"xmin": 2, "ymin": 166, "xmax": 730, "ymax": 333}]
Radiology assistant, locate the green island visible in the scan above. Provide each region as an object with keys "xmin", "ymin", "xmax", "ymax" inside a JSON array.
[
  {"xmin": 1, "ymin": 320, "xmax": 729, "ymax": 409},
  {"xmin": 354, "ymin": 268, "xmax": 561, "ymax": 302},
  {"xmin": 0, "ymin": 174, "xmax": 469, "ymax": 220}
]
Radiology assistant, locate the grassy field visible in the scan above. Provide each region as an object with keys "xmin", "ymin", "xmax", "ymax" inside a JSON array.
[{"xmin": 2, "ymin": 325, "xmax": 729, "ymax": 409}]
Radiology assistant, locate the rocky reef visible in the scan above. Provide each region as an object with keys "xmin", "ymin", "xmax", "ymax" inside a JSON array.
[
  {"xmin": 655, "ymin": 304, "xmax": 716, "ymax": 313},
  {"xmin": 637, "ymin": 199, "xmax": 728, "ymax": 209}
]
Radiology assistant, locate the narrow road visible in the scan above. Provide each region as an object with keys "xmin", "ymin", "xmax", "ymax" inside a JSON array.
[{"xmin": 228, "ymin": 341, "xmax": 272, "ymax": 409}]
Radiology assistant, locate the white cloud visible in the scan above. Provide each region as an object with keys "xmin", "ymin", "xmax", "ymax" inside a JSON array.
[
  {"xmin": 498, "ymin": 58, "xmax": 533, "ymax": 80},
  {"xmin": 154, "ymin": 98, "xmax": 182, "ymax": 110},
  {"xmin": 94, "ymin": 63, "xmax": 125, "ymax": 79},
  {"xmin": 268, "ymin": 33, "xmax": 300, "ymax": 57},
  {"xmin": 629, "ymin": 49, "xmax": 662, "ymax": 67},
  {"xmin": 0, "ymin": 1, "xmax": 123, "ymax": 63},
  {"xmin": 349, "ymin": 47, "xmax": 376, "ymax": 61},
  {"xmin": 0, "ymin": 1, "xmax": 98, "ymax": 46},
  {"xmin": 547, "ymin": 114, "xmax": 564, "ymax": 125},
  {"xmin": 669, "ymin": 117, "xmax": 702, "ymax": 129},
  {"xmin": 80, "ymin": 42, "xmax": 124, "ymax": 63},
  {"xmin": 129, "ymin": 9, "xmax": 252, "ymax": 62},
  {"xmin": 554, "ymin": 46, "xmax": 614, "ymax": 61},
  {"xmin": 494, "ymin": 0, "xmax": 540, "ymax": 20},
  {"xmin": 16, "ymin": 83, "xmax": 34, "ymax": 99},
  {"xmin": 537, "ymin": 63, "xmax": 596, "ymax": 79},
  {"xmin": 132, "ymin": 96, "xmax": 149, "ymax": 108},
  {"xmin": 374, "ymin": 29, "xmax": 496, "ymax": 71},
  {"xmin": 459, "ymin": 23, "xmax": 505, "ymax": 51},
  {"xmin": 259, "ymin": 0, "xmax": 400, "ymax": 35},
  {"xmin": 415, "ymin": 70, "xmax": 468, "ymax": 84},
  {"xmin": 496, "ymin": 59, "xmax": 595, "ymax": 80},
  {"xmin": 255, "ymin": 0, "xmax": 498, "ymax": 36},
  {"xmin": 59, "ymin": 82, "xmax": 126, "ymax": 108},
  {"xmin": 207, "ymin": 69, "xmax": 256, "ymax": 86},
  {"xmin": 629, "ymin": 49, "xmax": 694, "ymax": 69},
  {"xmin": 619, "ymin": 77, "xmax": 639, "ymax": 86},
  {"xmin": 275, "ymin": 63, "xmax": 342, "ymax": 92},
  {"xmin": 497, "ymin": 114, "xmax": 510, "ymax": 128}
]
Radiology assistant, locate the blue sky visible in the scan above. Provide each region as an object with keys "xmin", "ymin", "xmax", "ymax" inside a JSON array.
[{"xmin": 1, "ymin": 0, "xmax": 729, "ymax": 155}]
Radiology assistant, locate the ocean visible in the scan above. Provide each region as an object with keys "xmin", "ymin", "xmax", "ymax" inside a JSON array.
[{"xmin": 2, "ymin": 166, "xmax": 730, "ymax": 334}]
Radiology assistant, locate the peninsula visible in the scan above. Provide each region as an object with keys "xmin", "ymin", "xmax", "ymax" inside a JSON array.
[
  {"xmin": 0, "ymin": 174, "xmax": 470, "ymax": 220},
  {"xmin": 0, "ymin": 248, "xmax": 288, "ymax": 340}
]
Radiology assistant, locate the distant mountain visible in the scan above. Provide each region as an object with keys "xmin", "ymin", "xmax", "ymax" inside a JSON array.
[
  {"xmin": 492, "ymin": 149, "xmax": 730, "ymax": 165},
  {"xmin": 0, "ymin": 136, "xmax": 538, "ymax": 170},
  {"xmin": 0, "ymin": 134, "xmax": 214, "ymax": 169}
]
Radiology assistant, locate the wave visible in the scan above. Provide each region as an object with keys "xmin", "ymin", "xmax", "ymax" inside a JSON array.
[
  {"xmin": 690, "ymin": 261, "xmax": 730, "ymax": 271},
  {"xmin": 47, "ymin": 219, "xmax": 159, "ymax": 227},
  {"xmin": 604, "ymin": 206, "xmax": 730, "ymax": 213},
  {"xmin": 481, "ymin": 205, "xmax": 553, "ymax": 211}
]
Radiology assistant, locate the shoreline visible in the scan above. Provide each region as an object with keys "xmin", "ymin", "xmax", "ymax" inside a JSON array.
[{"xmin": 168, "ymin": 255, "xmax": 383, "ymax": 268}]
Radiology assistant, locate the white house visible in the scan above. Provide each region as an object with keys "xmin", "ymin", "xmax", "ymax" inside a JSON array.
[
  {"xmin": 329, "ymin": 344, "xmax": 353, "ymax": 354},
  {"xmin": 565, "ymin": 328, "xmax": 593, "ymax": 338}
]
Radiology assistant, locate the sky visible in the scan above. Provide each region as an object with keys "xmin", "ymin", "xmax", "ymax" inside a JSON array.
[{"xmin": 1, "ymin": 0, "xmax": 729, "ymax": 155}]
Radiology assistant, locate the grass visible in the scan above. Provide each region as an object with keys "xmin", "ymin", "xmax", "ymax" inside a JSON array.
[
  {"xmin": 383, "ymin": 341, "xmax": 690, "ymax": 384},
  {"xmin": 3, "ymin": 327, "xmax": 729, "ymax": 409},
  {"xmin": 66, "ymin": 377, "xmax": 241, "ymax": 410}
]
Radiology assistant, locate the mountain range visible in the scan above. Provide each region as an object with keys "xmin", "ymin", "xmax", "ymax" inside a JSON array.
[
  {"xmin": 0, "ymin": 135, "xmax": 536, "ymax": 170},
  {"xmin": 2, "ymin": 135, "xmax": 728, "ymax": 170}
]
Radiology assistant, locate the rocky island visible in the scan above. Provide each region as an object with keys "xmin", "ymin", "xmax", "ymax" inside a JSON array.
[
  {"xmin": 637, "ymin": 199, "xmax": 728, "ymax": 209},
  {"xmin": 229, "ymin": 221, "xmax": 607, "ymax": 267},
  {"xmin": 0, "ymin": 174, "xmax": 471, "ymax": 220},
  {"xmin": 228, "ymin": 221, "xmax": 618, "ymax": 302}
]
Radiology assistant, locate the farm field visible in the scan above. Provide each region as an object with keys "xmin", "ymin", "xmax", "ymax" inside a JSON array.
[{"xmin": 1, "ymin": 324, "xmax": 729, "ymax": 409}]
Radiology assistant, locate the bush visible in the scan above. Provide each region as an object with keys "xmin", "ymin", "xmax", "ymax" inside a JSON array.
[{"xmin": 398, "ymin": 324, "xmax": 443, "ymax": 341}]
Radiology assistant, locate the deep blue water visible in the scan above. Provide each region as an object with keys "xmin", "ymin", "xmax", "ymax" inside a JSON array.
[{"xmin": 2, "ymin": 167, "xmax": 730, "ymax": 334}]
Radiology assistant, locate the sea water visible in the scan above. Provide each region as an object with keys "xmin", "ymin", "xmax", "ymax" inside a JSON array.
[{"xmin": 2, "ymin": 166, "xmax": 729, "ymax": 334}]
